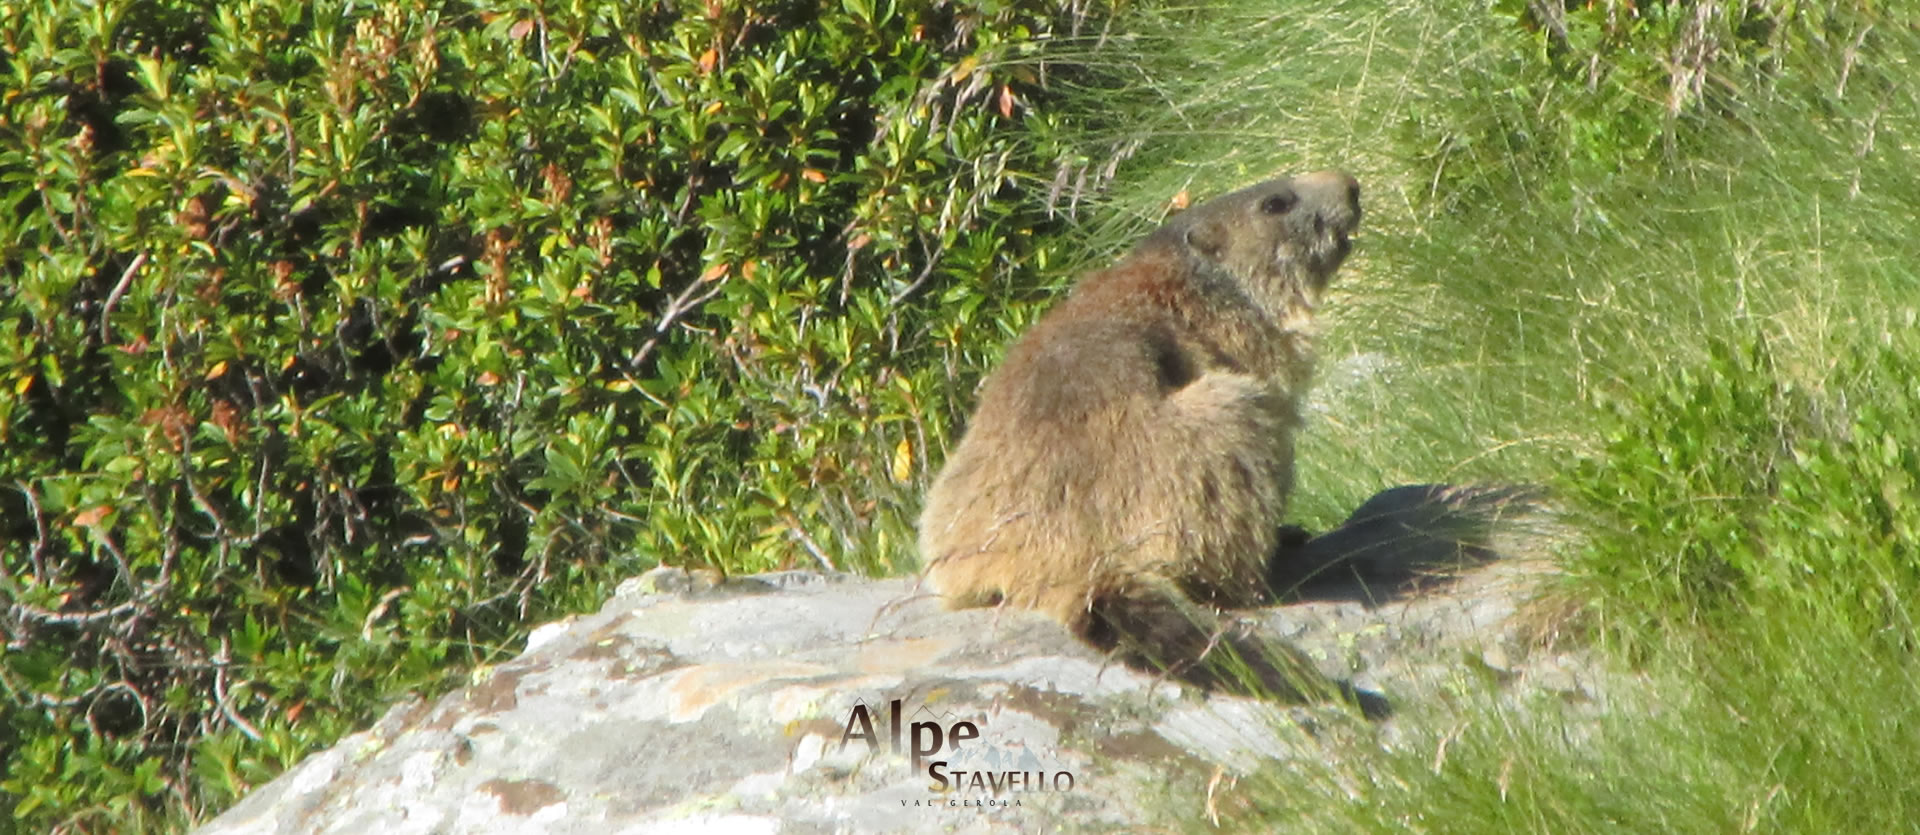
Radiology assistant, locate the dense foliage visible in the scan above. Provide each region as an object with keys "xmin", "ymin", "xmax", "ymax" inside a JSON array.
[
  {"xmin": 6, "ymin": 0, "xmax": 1917, "ymax": 829},
  {"xmin": 1422, "ymin": 0, "xmax": 1903, "ymax": 205},
  {"xmin": 1574, "ymin": 330, "xmax": 1920, "ymax": 637},
  {"xmin": 0, "ymin": 0, "xmax": 1115, "ymax": 829}
]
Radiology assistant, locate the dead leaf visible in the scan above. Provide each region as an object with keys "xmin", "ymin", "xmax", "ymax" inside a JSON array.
[
  {"xmin": 891, "ymin": 439, "xmax": 913, "ymax": 483},
  {"xmin": 950, "ymin": 55, "xmax": 978, "ymax": 85},
  {"xmin": 212, "ymin": 399, "xmax": 243, "ymax": 441}
]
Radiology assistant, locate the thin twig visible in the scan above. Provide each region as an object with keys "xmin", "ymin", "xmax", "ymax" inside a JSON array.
[
  {"xmin": 11, "ymin": 599, "xmax": 141, "ymax": 627},
  {"xmin": 887, "ymin": 235, "xmax": 948, "ymax": 308},
  {"xmin": 99, "ymin": 251, "xmax": 148, "ymax": 341},
  {"xmin": 783, "ymin": 515, "xmax": 837, "ymax": 572},
  {"xmin": 631, "ymin": 273, "xmax": 729, "ymax": 371},
  {"xmin": 213, "ymin": 639, "xmax": 264, "ymax": 742}
]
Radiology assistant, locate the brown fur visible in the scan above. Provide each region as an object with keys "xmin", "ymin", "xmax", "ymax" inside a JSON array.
[{"xmin": 919, "ymin": 172, "xmax": 1370, "ymax": 706}]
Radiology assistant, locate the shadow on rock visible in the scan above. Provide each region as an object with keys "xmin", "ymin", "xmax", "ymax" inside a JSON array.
[{"xmin": 1269, "ymin": 483, "xmax": 1545, "ymax": 606}]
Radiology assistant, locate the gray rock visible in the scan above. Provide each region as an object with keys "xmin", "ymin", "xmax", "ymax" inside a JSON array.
[{"xmin": 194, "ymin": 485, "xmax": 1598, "ymax": 835}]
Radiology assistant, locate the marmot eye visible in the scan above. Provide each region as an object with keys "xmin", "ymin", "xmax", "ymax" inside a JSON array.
[{"xmin": 1259, "ymin": 193, "xmax": 1296, "ymax": 215}]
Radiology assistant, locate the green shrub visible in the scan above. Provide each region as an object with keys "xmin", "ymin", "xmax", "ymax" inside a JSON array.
[
  {"xmin": 0, "ymin": 0, "xmax": 1114, "ymax": 829},
  {"xmin": 1233, "ymin": 324, "xmax": 1920, "ymax": 835},
  {"xmin": 1571, "ymin": 325, "xmax": 1920, "ymax": 645}
]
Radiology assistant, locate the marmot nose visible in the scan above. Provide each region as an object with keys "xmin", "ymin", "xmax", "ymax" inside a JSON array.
[{"xmin": 1296, "ymin": 170, "xmax": 1361, "ymax": 225}]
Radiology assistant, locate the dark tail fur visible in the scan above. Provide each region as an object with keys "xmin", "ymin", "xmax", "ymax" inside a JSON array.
[{"xmin": 1080, "ymin": 578, "xmax": 1390, "ymax": 719}]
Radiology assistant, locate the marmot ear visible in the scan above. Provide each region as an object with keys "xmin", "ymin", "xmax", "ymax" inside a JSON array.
[{"xmin": 1183, "ymin": 218, "xmax": 1226, "ymax": 261}]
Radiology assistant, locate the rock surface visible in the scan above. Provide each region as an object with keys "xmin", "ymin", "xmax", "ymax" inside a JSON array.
[{"xmin": 194, "ymin": 485, "xmax": 1591, "ymax": 834}]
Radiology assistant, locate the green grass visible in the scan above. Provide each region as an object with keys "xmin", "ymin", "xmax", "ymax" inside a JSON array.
[
  {"xmin": 1028, "ymin": 0, "xmax": 1602, "ymax": 524},
  {"xmin": 1043, "ymin": 0, "xmax": 1919, "ymax": 525},
  {"xmin": 1023, "ymin": 0, "xmax": 1920, "ymax": 829}
]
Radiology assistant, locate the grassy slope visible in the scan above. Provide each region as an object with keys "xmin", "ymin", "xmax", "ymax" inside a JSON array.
[
  {"xmin": 1041, "ymin": 0, "xmax": 1602, "ymax": 526},
  {"xmin": 1033, "ymin": 0, "xmax": 1920, "ymax": 830}
]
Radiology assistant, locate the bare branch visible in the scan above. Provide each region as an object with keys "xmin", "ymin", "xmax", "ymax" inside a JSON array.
[
  {"xmin": 630, "ymin": 272, "xmax": 730, "ymax": 371},
  {"xmin": 99, "ymin": 251, "xmax": 150, "ymax": 341},
  {"xmin": 214, "ymin": 638, "xmax": 264, "ymax": 742}
]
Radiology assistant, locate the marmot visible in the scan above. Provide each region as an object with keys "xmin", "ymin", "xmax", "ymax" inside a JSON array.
[{"xmin": 919, "ymin": 171, "xmax": 1374, "ymax": 709}]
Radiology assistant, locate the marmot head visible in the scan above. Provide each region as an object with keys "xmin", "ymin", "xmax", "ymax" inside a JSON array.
[{"xmin": 1155, "ymin": 171, "xmax": 1362, "ymax": 310}]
